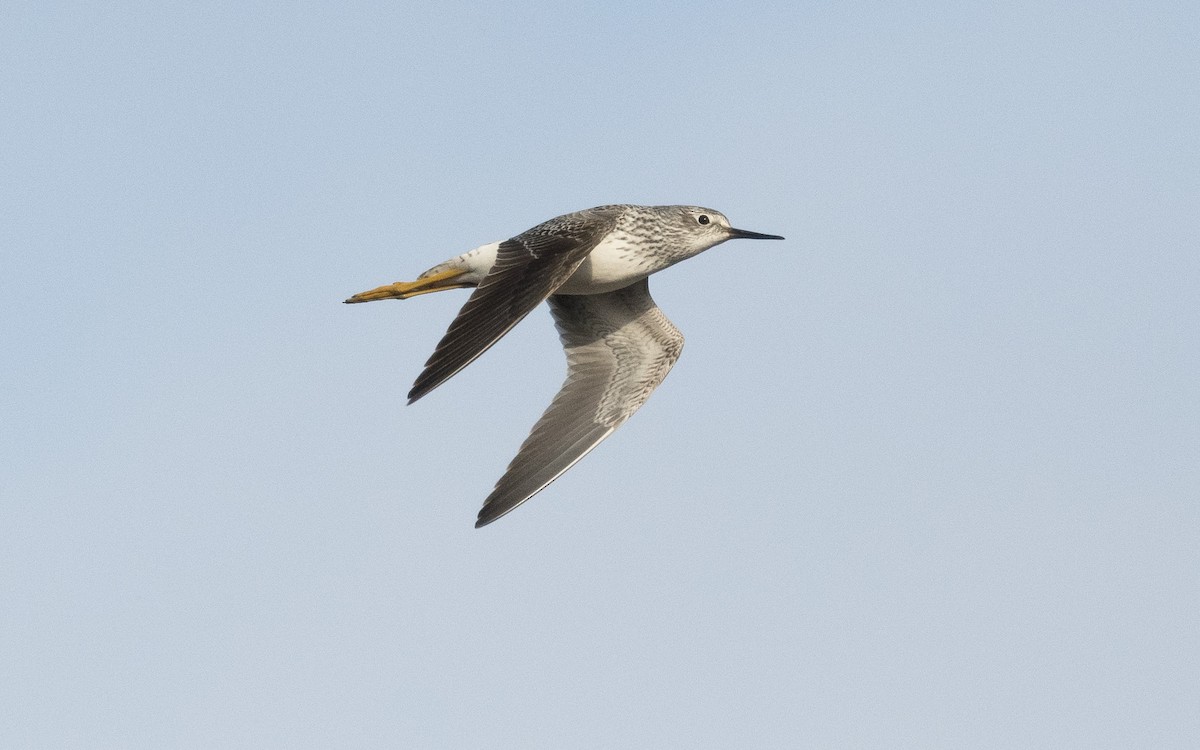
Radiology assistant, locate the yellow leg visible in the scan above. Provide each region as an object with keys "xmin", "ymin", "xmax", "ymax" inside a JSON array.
[{"xmin": 344, "ymin": 267, "xmax": 471, "ymax": 303}]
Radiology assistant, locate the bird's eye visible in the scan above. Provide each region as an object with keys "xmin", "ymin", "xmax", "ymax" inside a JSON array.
[{"xmin": 697, "ymin": 214, "xmax": 710, "ymax": 225}]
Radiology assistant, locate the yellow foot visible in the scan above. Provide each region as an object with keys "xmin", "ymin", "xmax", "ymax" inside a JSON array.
[{"xmin": 344, "ymin": 267, "xmax": 471, "ymax": 303}]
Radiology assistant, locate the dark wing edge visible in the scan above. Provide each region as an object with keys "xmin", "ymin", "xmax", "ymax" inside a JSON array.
[
  {"xmin": 475, "ymin": 278, "xmax": 685, "ymax": 527},
  {"xmin": 407, "ymin": 209, "xmax": 619, "ymax": 403}
]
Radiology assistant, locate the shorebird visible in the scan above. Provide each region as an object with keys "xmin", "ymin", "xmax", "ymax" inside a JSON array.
[{"xmin": 346, "ymin": 204, "xmax": 784, "ymax": 527}]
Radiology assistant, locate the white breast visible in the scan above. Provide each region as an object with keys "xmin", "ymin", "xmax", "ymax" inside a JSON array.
[{"xmin": 555, "ymin": 232, "xmax": 653, "ymax": 295}]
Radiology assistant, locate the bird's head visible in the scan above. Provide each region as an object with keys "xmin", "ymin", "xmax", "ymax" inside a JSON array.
[{"xmin": 672, "ymin": 206, "xmax": 785, "ymax": 254}]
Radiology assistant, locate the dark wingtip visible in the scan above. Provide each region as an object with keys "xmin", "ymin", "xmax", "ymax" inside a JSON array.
[{"xmin": 475, "ymin": 504, "xmax": 505, "ymax": 528}]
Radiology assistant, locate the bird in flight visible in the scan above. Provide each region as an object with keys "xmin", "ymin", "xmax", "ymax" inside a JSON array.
[{"xmin": 346, "ymin": 204, "xmax": 784, "ymax": 527}]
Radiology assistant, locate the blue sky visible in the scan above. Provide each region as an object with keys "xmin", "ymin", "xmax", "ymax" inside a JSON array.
[{"xmin": 3, "ymin": 2, "xmax": 1198, "ymax": 747}]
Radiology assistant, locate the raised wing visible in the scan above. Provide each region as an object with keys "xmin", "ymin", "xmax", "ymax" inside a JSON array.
[
  {"xmin": 475, "ymin": 278, "xmax": 685, "ymax": 527},
  {"xmin": 407, "ymin": 207, "xmax": 620, "ymax": 403}
]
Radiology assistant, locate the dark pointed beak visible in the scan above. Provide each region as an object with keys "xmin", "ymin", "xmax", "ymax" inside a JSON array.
[{"xmin": 727, "ymin": 227, "xmax": 785, "ymax": 241}]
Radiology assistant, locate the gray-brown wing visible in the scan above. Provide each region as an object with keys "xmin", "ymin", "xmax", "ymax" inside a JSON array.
[
  {"xmin": 407, "ymin": 207, "xmax": 620, "ymax": 404},
  {"xmin": 475, "ymin": 277, "xmax": 685, "ymax": 527}
]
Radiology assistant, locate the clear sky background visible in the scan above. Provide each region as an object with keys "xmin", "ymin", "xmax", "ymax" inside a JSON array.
[{"xmin": 3, "ymin": 2, "xmax": 1198, "ymax": 748}]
